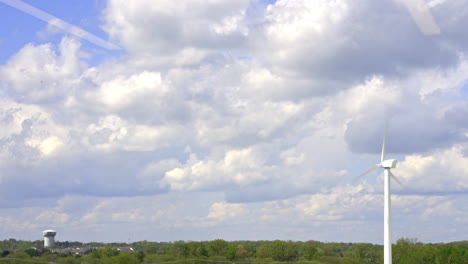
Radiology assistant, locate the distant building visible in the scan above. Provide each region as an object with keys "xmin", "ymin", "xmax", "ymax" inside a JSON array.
[
  {"xmin": 117, "ymin": 247, "xmax": 134, "ymax": 253},
  {"xmin": 42, "ymin": 230, "xmax": 56, "ymax": 248}
]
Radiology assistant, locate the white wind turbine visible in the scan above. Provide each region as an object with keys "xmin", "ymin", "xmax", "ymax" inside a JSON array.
[{"xmin": 354, "ymin": 127, "xmax": 403, "ymax": 264}]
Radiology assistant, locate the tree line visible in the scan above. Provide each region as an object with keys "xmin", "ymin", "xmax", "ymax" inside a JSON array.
[{"xmin": 0, "ymin": 238, "xmax": 467, "ymax": 264}]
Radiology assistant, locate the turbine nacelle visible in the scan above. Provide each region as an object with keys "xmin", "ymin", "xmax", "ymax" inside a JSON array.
[{"xmin": 381, "ymin": 159, "xmax": 397, "ymax": 169}]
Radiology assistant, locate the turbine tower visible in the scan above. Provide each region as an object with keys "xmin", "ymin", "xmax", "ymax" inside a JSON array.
[
  {"xmin": 354, "ymin": 127, "xmax": 402, "ymax": 264},
  {"xmin": 42, "ymin": 230, "xmax": 56, "ymax": 248}
]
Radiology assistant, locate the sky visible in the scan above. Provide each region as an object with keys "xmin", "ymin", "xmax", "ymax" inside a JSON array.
[{"xmin": 0, "ymin": 0, "xmax": 467, "ymax": 244}]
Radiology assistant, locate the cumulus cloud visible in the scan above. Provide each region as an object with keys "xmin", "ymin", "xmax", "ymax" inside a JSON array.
[
  {"xmin": 101, "ymin": 0, "xmax": 250, "ymax": 67},
  {"xmin": 161, "ymin": 147, "xmax": 270, "ymax": 191},
  {"xmin": 207, "ymin": 202, "xmax": 245, "ymax": 221},
  {"xmin": 83, "ymin": 115, "xmax": 181, "ymax": 152},
  {"xmin": 92, "ymin": 71, "xmax": 168, "ymax": 111},
  {"xmin": 0, "ymin": 100, "xmax": 70, "ymax": 166},
  {"xmin": 35, "ymin": 210, "xmax": 69, "ymax": 225},
  {"xmin": 0, "ymin": 216, "xmax": 37, "ymax": 233},
  {"xmin": 255, "ymin": 0, "xmax": 458, "ymax": 84},
  {"xmin": 342, "ymin": 71, "xmax": 467, "ymax": 155},
  {"xmin": 0, "ymin": 38, "xmax": 85, "ymax": 103},
  {"xmin": 397, "ymin": 145, "xmax": 468, "ymax": 193}
]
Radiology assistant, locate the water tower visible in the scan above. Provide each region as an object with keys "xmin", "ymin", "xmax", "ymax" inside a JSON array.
[{"xmin": 42, "ymin": 230, "xmax": 56, "ymax": 248}]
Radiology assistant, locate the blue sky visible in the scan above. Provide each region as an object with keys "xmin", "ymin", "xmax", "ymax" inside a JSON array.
[
  {"xmin": 0, "ymin": 0, "xmax": 119, "ymax": 64},
  {"xmin": 0, "ymin": 0, "xmax": 467, "ymax": 244}
]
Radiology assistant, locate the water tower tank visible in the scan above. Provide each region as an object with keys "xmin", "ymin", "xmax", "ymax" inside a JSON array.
[{"xmin": 42, "ymin": 230, "xmax": 56, "ymax": 248}]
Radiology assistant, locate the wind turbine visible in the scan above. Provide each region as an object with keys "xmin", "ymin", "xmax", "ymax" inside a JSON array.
[{"xmin": 354, "ymin": 127, "xmax": 403, "ymax": 264}]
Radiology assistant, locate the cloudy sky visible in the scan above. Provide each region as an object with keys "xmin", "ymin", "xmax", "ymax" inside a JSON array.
[{"xmin": 0, "ymin": 0, "xmax": 467, "ymax": 244}]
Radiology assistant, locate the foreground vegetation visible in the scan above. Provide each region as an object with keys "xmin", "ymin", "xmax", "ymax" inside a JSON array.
[{"xmin": 1, "ymin": 238, "xmax": 467, "ymax": 264}]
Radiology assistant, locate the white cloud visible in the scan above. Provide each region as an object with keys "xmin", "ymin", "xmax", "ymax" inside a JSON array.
[
  {"xmin": 0, "ymin": 216, "xmax": 37, "ymax": 232},
  {"xmin": 295, "ymin": 185, "xmax": 380, "ymax": 221},
  {"xmin": 25, "ymin": 135, "xmax": 64, "ymax": 156},
  {"xmin": 421, "ymin": 198, "xmax": 458, "ymax": 218},
  {"xmin": 35, "ymin": 210, "xmax": 69, "ymax": 225},
  {"xmin": 264, "ymin": 0, "xmax": 349, "ymax": 43},
  {"xmin": 93, "ymin": 71, "xmax": 168, "ymax": 111},
  {"xmin": 396, "ymin": 145, "xmax": 468, "ymax": 192},
  {"xmin": 210, "ymin": 12, "xmax": 248, "ymax": 36},
  {"xmin": 280, "ymin": 148, "xmax": 305, "ymax": 165},
  {"xmin": 84, "ymin": 115, "xmax": 181, "ymax": 152},
  {"xmin": 207, "ymin": 202, "xmax": 245, "ymax": 221},
  {"xmin": 0, "ymin": 38, "xmax": 84, "ymax": 103},
  {"xmin": 254, "ymin": 0, "xmax": 461, "ymax": 89},
  {"xmin": 340, "ymin": 76, "xmax": 401, "ymax": 119},
  {"xmin": 102, "ymin": 0, "xmax": 250, "ymax": 58},
  {"xmin": 137, "ymin": 159, "xmax": 182, "ymax": 191},
  {"xmin": 162, "ymin": 147, "xmax": 270, "ymax": 191},
  {"xmin": 416, "ymin": 58, "xmax": 468, "ymax": 102},
  {"xmin": 0, "ymin": 100, "xmax": 70, "ymax": 165},
  {"xmin": 192, "ymin": 97, "xmax": 304, "ymax": 146}
]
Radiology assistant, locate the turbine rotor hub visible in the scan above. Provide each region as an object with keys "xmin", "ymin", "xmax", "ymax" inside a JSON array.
[{"xmin": 381, "ymin": 159, "xmax": 397, "ymax": 169}]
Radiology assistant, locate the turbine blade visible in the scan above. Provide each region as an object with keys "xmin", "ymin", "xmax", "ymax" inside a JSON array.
[
  {"xmin": 389, "ymin": 171, "xmax": 404, "ymax": 187},
  {"xmin": 0, "ymin": 0, "xmax": 121, "ymax": 50},
  {"xmin": 353, "ymin": 164, "xmax": 381, "ymax": 183},
  {"xmin": 381, "ymin": 122, "xmax": 388, "ymax": 162},
  {"xmin": 397, "ymin": 0, "xmax": 441, "ymax": 35}
]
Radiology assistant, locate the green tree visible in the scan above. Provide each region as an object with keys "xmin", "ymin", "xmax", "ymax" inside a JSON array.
[
  {"xmin": 143, "ymin": 254, "xmax": 176, "ymax": 263},
  {"xmin": 323, "ymin": 242, "xmax": 343, "ymax": 257},
  {"xmin": 393, "ymin": 239, "xmax": 412, "ymax": 264},
  {"xmin": 24, "ymin": 248, "xmax": 41, "ymax": 257},
  {"xmin": 110, "ymin": 252, "xmax": 140, "ymax": 264},
  {"xmin": 285, "ymin": 241, "xmax": 299, "ymax": 261},
  {"xmin": 352, "ymin": 243, "xmax": 379, "ymax": 263},
  {"xmin": 187, "ymin": 241, "xmax": 207, "ymax": 257},
  {"xmin": 166, "ymin": 241, "xmax": 188, "ymax": 258},
  {"xmin": 270, "ymin": 240, "xmax": 298, "ymax": 262},
  {"xmin": 236, "ymin": 245, "xmax": 251, "ymax": 260},
  {"xmin": 393, "ymin": 241, "xmax": 437, "ymax": 264},
  {"xmin": 135, "ymin": 251, "xmax": 145, "ymax": 262},
  {"xmin": 226, "ymin": 244, "xmax": 237, "ymax": 261},
  {"xmin": 55, "ymin": 256, "xmax": 81, "ymax": 264},
  {"xmin": 436, "ymin": 246, "xmax": 464, "ymax": 264},
  {"xmin": 3, "ymin": 251, "xmax": 30, "ymax": 264},
  {"xmin": 303, "ymin": 244, "xmax": 318, "ymax": 260},
  {"xmin": 38, "ymin": 251, "xmax": 59, "ymax": 263},
  {"xmin": 142, "ymin": 241, "xmax": 159, "ymax": 255},
  {"xmin": 255, "ymin": 245, "xmax": 272, "ymax": 259},
  {"xmin": 208, "ymin": 239, "xmax": 228, "ymax": 257},
  {"xmin": 270, "ymin": 240, "xmax": 287, "ymax": 261},
  {"xmin": 89, "ymin": 244, "xmax": 120, "ymax": 259}
]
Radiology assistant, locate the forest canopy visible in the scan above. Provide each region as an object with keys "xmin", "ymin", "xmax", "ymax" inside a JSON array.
[{"xmin": 1, "ymin": 238, "xmax": 467, "ymax": 264}]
